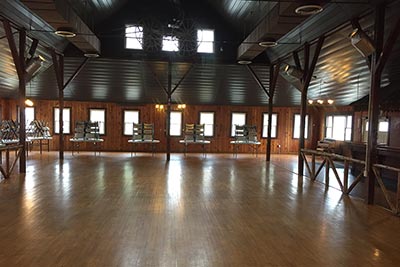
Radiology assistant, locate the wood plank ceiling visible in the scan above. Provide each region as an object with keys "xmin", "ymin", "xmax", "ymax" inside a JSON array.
[{"xmin": 1, "ymin": 0, "xmax": 400, "ymax": 107}]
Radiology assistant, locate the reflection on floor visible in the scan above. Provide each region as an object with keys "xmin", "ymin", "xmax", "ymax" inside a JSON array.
[{"xmin": 1, "ymin": 152, "xmax": 400, "ymax": 266}]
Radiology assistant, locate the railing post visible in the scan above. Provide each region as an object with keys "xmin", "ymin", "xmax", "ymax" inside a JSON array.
[
  {"xmin": 397, "ymin": 172, "xmax": 400, "ymax": 214},
  {"xmin": 344, "ymin": 160, "xmax": 349, "ymax": 194},
  {"xmin": 325, "ymin": 157, "xmax": 330, "ymax": 187},
  {"xmin": 312, "ymin": 154, "xmax": 315, "ymax": 179}
]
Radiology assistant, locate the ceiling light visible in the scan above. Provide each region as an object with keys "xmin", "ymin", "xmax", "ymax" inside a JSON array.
[
  {"xmin": 295, "ymin": 4, "xmax": 323, "ymax": 15},
  {"xmin": 327, "ymin": 99, "xmax": 334, "ymax": 105},
  {"xmin": 308, "ymin": 100, "xmax": 314, "ymax": 105},
  {"xmin": 25, "ymin": 99, "xmax": 34, "ymax": 107},
  {"xmin": 258, "ymin": 39, "xmax": 278, "ymax": 48},
  {"xmin": 317, "ymin": 99, "xmax": 324, "ymax": 104},
  {"xmin": 84, "ymin": 52, "xmax": 100, "ymax": 58},
  {"xmin": 55, "ymin": 27, "xmax": 76, "ymax": 38},
  {"xmin": 237, "ymin": 60, "xmax": 252, "ymax": 65},
  {"xmin": 349, "ymin": 28, "xmax": 375, "ymax": 57}
]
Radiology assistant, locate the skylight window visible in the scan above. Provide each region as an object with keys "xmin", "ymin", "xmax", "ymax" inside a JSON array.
[
  {"xmin": 125, "ymin": 25, "xmax": 143, "ymax": 50},
  {"xmin": 162, "ymin": 36, "xmax": 179, "ymax": 52},
  {"xmin": 197, "ymin": 29, "xmax": 214, "ymax": 53}
]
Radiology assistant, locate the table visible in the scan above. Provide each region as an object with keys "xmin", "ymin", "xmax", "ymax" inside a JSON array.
[
  {"xmin": 128, "ymin": 139, "xmax": 160, "ymax": 156},
  {"xmin": 27, "ymin": 136, "xmax": 52, "ymax": 154},
  {"xmin": 0, "ymin": 144, "xmax": 23, "ymax": 179},
  {"xmin": 69, "ymin": 138, "xmax": 104, "ymax": 156},
  {"xmin": 1, "ymin": 139, "xmax": 32, "ymax": 157},
  {"xmin": 179, "ymin": 140, "xmax": 211, "ymax": 157},
  {"xmin": 230, "ymin": 140, "xmax": 261, "ymax": 158}
]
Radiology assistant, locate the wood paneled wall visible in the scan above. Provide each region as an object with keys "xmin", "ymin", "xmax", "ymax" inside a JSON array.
[{"xmin": 1, "ymin": 98, "xmax": 322, "ymax": 154}]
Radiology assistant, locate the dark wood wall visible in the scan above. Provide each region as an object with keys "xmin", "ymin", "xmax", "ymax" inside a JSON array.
[{"xmin": 1, "ymin": 98, "xmax": 322, "ymax": 154}]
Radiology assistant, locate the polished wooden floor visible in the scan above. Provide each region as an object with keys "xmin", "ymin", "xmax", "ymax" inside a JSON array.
[{"xmin": 1, "ymin": 152, "xmax": 400, "ymax": 267}]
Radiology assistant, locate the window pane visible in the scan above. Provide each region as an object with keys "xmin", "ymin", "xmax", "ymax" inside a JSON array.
[
  {"xmin": 54, "ymin": 108, "xmax": 71, "ymax": 134},
  {"xmin": 262, "ymin": 113, "xmax": 277, "ymax": 138},
  {"xmin": 199, "ymin": 112, "xmax": 214, "ymax": 137},
  {"xmin": 379, "ymin": 121, "xmax": 389, "ymax": 132},
  {"xmin": 124, "ymin": 110, "xmax": 140, "ymax": 135},
  {"xmin": 170, "ymin": 111, "xmax": 182, "ymax": 136},
  {"xmin": 89, "ymin": 109, "xmax": 105, "ymax": 135},
  {"xmin": 231, "ymin": 113, "xmax": 246, "ymax": 136},
  {"xmin": 125, "ymin": 25, "xmax": 143, "ymax": 49},
  {"xmin": 293, "ymin": 114, "xmax": 308, "ymax": 139},
  {"xmin": 332, "ymin": 116, "xmax": 346, "ymax": 141},
  {"xmin": 197, "ymin": 29, "xmax": 214, "ymax": 53},
  {"xmin": 162, "ymin": 36, "xmax": 179, "ymax": 51},
  {"xmin": 25, "ymin": 107, "xmax": 35, "ymax": 126}
]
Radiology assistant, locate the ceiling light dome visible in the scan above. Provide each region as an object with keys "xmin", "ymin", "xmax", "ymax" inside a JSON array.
[
  {"xmin": 84, "ymin": 52, "xmax": 100, "ymax": 58},
  {"xmin": 237, "ymin": 60, "xmax": 252, "ymax": 65},
  {"xmin": 55, "ymin": 27, "xmax": 76, "ymax": 38},
  {"xmin": 258, "ymin": 40, "xmax": 278, "ymax": 48},
  {"xmin": 295, "ymin": 4, "xmax": 323, "ymax": 15}
]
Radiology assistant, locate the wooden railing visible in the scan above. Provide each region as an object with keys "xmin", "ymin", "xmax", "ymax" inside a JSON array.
[
  {"xmin": 300, "ymin": 149, "xmax": 365, "ymax": 194},
  {"xmin": 300, "ymin": 149, "xmax": 400, "ymax": 216},
  {"xmin": 372, "ymin": 164, "xmax": 400, "ymax": 215}
]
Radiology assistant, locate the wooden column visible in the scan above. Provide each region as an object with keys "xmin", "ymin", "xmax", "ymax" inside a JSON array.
[
  {"xmin": 365, "ymin": 5, "xmax": 384, "ymax": 204},
  {"xmin": 298, "ymin": 37, "xmax": 325, "ymax": 177},
  {"xmin": 365, "ymin": 5, "xmax": 400, "ymax": 204},
  {"xmin": 267, "ymin": 64, "xmax": 279, "ymax": 161},
  {"xmin": 3, "ymin": 20, "xmax": 27, "ymax": 173},
  {"xmin": 166, "ymin": 61, "xmax": 172, "ymax": 161}
]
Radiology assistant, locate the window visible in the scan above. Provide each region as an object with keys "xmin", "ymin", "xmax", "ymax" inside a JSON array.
[
  {"xmin": 199, "ymin": 112, "xmax": 215, "ymax": 137},
  {"xmin": 362, "ymin": 118, "xmax": 389, "ymax": 144},
  {"xmin": 325, "ymin": 115, "xmax": 352, "ymax": 141},
  {"xmin": 54, "ymin": 108, "xmax": 71, "ymax": 134},
  {"xmin": 262, "ymin": 113, "xmax": 278, "ymax": 138},
  {"xmin": 125, "ymin": 25, "xmax": 143, "ymax": 50},
  {"xmin": 25, "ymin": 107, "xmax": 35, "ymax": 127},
  {"xmin": 89, "ymin": 109, "xmax": 106, "ymax": 135},
  {"xmin": 123, "ymin": 110, "xmax": 140, "ymax": 135},
  {"xmin": 293, "ymin": 114, "xmax": 308, "ymax": 139},
  {"xmin": 231, "ymin": 112, "xmax": 246, "ymax": 137},
  {"xmin": 170, "ymin": 111, "xmax": 182, "ymax": 136},
  {"xmin": 197, "ymin": 29, "xmax": 214, "ymax": 53},
  {"xmin": 162, "ymin": 36, "xmax": 179, "ymax": 51}
]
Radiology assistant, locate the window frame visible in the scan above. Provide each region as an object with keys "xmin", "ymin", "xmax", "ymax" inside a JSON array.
[
  {"xmin": 53, "ymin": 107, "xmax": 72, "ymax": 135},
  {"xmin": 198, "ymin": 111, "xmax": 215, "ymax": 137},
  {"xmin": 293, "ymin": 113, "xmax": 309, "ymax": 139},
  {"xmin": 261, "ymin": 112, "xmax": 278, "ymax": 139},
  {"xmin": 123, "ymin": 109, "xmax": 140, "ymax": 136},
  {"xmin": 169, "ymin": 110, "xmax": 183, "ymax": 137},
  {"xmin": 230, "ymin": 112, "xmax": 247, "ymax": 137},
  {"xmin": 88, "ymin": 108, "xmax": 106, "ymax": 136},
  {"xmin": 324, "ymin": 114, "xmax": 353, "ymax": 141},
  {"xmin": 362, "ymin": 117, "xmax": 390, "ymax": 145},
  {"xmin": 125, "ymin": 25, "xmax": 143, "ymax": 50}
]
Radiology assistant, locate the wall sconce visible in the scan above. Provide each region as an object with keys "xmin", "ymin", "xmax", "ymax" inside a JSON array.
[
  {"xmin": 155, "ymin": 104, "xmax": 164, "ymax": 111},
  {"xmin": 177, "ymin": 104, "xmax": 186, "ymax": 109},
  {"xmin": 349, "ymin": 28, "xmax": 375, "ymax": 57},
  {"xmin": 308, "ymin": 99, "xmax": 334, "ymax": 105},
  {"xmin": 283, "ymin": 64, "xmax": 304, "ymax": 80}
]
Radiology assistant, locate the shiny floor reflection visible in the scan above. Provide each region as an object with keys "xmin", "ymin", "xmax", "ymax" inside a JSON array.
[{"xmin": 0, "ymin": 152, "xmax": 400, "ymax": 266}]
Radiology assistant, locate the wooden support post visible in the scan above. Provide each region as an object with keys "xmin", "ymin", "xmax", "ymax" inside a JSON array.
[
  {"xmin": 366, "ymin": 5, "xmax": 385, "ymax": 205},
  {"xmin": 267, "ymin": 64, "xmax": 279, "ymax": 162},
  {"xmin": 3, "ymin": 20, "xmax": 27, "ymax": 173},
  {"xmin": 298, "ymin": 37, "xmax": 325, "ymax": 177},
  {"xmin": 166, "ymin": 61, "xmax": 172, "ymax": 161}
]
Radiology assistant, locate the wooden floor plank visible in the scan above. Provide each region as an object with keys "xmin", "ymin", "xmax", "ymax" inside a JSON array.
[{"xmin": 1, "ymin": 152, "xmax": 400, "ymax": 266}]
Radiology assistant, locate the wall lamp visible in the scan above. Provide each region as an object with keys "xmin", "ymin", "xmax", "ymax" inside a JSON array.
[
  {"xmin": 155, "ymin": 104, "xmax": 164, "ymax": 111},
  {"xmin": 283, "ymin": 64, "xmax": 304, "ymax": 80},
  {"xmin": 349, "ymin": 28, "xmax": 375, "ymax": 57}
]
